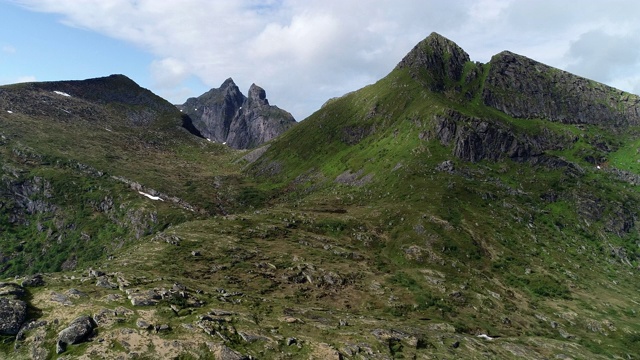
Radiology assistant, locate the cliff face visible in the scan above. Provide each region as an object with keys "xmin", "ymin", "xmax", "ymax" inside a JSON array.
[
  {"xmin": 180, "ymin": 79, "xmax": 296, "ymax": 149},
  {"xmin": 482, "ymin": 51, "xmax": 640, "ymax": 126},
  {"xmin": 181, "ymin": 78, "xmax": 245, "ymax": 143}
]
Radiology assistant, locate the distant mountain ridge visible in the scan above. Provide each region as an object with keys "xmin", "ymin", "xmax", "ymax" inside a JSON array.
[{"xmin": 178, "ymin": 78, "xmax": 296, "ymax": 149}]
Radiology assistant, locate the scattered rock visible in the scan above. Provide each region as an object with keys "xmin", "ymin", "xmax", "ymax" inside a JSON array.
[
  {"xmin": 0, "ymin": 298, "xmax": 27, "ymax": 335},
  {"xmin": 136, "ymin": 319, "xmax": 152, "ymax": 329},
  {"xmin": 155, "ymin": 324, "xmax": 171, "ymax": 332},
  {"xmin": 56, "ymin": 315, "xmax": 96, "ymax": 354},
  {"xmin": 95, "ymin": 276, "xmax": 118, "ymax": 289},
  {"xmin": 88, "ymin": 269, "xmax": 105, "ymax": 278},
  {"xmin": 66, "ymin": 288, "xmax": 87, "ymax": 298},
  {"xmin": 436, "ymin": 160, "xmax": 455, "ymax": 173},
  {"xmin": 50, "ymin": 292, "xmax": 72, "ymax": 306},
  {"xmin": 281, "ymin": 316, "xmax": 304, "ymax": 324},
  {"xmin": 127, "ymin": 289, "xmax": 161, "ymax": 306},
  {"xmin": 15, "ymin": 320, "xmax": 47, "ymax": 341},
  {"xmin": 286, "ymin": 337, "xmax": 297, "ymax": 346},
  {"xmin": 21, "ymin": 274, "xmax": 45, "ymax": 287},
  {"xmin": 206, "ymin": 342, "xmax": 250, "ymax": 360},
  {"xmin": 238, "ymin": 331, "xmax": 269, "ymax": 343}
]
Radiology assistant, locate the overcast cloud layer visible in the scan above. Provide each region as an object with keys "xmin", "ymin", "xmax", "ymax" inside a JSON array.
[{"xmin": 14, "ymin": 0, "xmax": 640, "ymax": 120}]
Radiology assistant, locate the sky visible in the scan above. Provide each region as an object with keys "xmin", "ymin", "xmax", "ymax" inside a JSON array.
[{"xmin": 1, "ymin": 0, "xmax": 640, "ymax": 121}]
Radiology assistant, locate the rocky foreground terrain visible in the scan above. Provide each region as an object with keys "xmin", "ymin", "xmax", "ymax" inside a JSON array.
[{"xmin": 1, "ymin": 33, "xmax": 640, "ymax": 359}]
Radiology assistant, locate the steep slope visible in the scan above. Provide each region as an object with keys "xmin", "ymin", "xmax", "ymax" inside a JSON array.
[
  {"xmin": 3, "ymin": 34, "xmax": 640, "ymax": 360},
  {"xmin": 180, "ymin": 78, "xmax": 296, "ymax": 149},
  {"xmin": 242, "ymin": 32, "xmax": 640, "ymax": 358}
]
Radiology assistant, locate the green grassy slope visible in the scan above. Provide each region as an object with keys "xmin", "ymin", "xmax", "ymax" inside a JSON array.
[{"xmin": 2, "ymin": 38, "xmax": 640, "ymax": 358}]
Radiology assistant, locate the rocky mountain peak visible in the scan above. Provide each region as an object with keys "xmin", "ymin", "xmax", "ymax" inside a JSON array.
[
  {"xmin": 180, "ymin": 80, "xmax": 295, "ymax": 149},
  {"xmin": 247, "ymin": 83, "xmax": 269, "ymax": 107},
  {"xmin": 396, "ymin": 32, "xmax": 470, "ymax": 90}
]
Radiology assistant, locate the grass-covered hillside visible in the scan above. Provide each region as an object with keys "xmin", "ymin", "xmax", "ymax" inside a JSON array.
[{"xmin": 1, "ymin": 34, "xmax": 640, "ymax": 359}]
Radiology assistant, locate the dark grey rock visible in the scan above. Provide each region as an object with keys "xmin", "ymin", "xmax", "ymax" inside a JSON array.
[
  {"xmin": 396, "ymin": 32, "xmax": 469, "ymax": 91},
  {"xmin": 50, "ymin": 292, "xmax": 72, "ymax": 306},
  {"xmin": 155, "ymin": 324, "xmax": 171, "ymax": 332},
  {"xmin": 482, "ymin": 51, "xmax": 640, "ymax": 126},
  {"xmin": 16, "ymin": 320, "xmax": 47, "ymax": 341},
  {"xmin": 0, "ymin": 298, "xmax": 27, "ymax": 335},
  {"xmin": 56, "ymin": 315, "xmax": 96, "ymax": 354},
  {"xmin": 181, "ymin": 79, "xmax": 295, "ymax": 149},
  {"xmin": 436, "ymin": 160, "xmax": 455, "ymax": 173},
  {"xmin": 95, "ymin": 276, "xmax": 117, "ymax": 289},
  {"xmin": 136, "ymin": 319, "xmax": 151, "ymax": 329},
  {"xmin": 21, "ymin": 274, "xmax": 45, "ymax": 287}
]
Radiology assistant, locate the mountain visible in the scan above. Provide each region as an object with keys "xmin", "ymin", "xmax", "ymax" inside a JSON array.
[
  {"xmin": 1, "ymin": 33, "xmax": 640, "ymax": 359},
  {"xmin": 179, "ymin": 78, "xmax": 296, "ymax": 149}
]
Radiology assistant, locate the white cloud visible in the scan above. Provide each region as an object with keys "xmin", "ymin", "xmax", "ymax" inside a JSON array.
[
  {"xmin": 150, "ymin": 57, "xmax": 190, "ymax": 89},
  {"xmin": 14, "ymin": 0, "xmax": 640, "ymax": 119}
]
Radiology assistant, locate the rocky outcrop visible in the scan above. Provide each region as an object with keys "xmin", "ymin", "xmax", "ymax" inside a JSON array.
[
  {"xmin": 432, "ymin": 110, "xmax": 573, "ymax": 163},
  {"xmin": 0, "ymin": 282, "xmax": 28, "ymax": 336},
  {"xmin": 181, "ymin": 78, "xmax": 245, "ymax": 143},
  {"xmin": 396, "ymin": 32, "xmax": 470, "ymax": 91},
  {"xmin": 180, "ymin": 79, "xmax": 296, "ymax": 149},
  {"xmin": 482, "ymin": 51, "xmax": 640, "ymax": 126},
  {"xmin": 0, "ymin": 298, "xmax": 27, "ymax": 335}
]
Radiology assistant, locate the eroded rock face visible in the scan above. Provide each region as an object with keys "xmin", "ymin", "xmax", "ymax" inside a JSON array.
[
  {"xmin": 180, "ymin": 79, "xmax": 295, "ymax": 149},
  {"xmin": 0, "ymin": 298, "xmax": 27, "ymax": 335},
  {"xmin": 56, "ymin": 315, "xmax": 96, "ymax": 354},
  {"xmin": 482, "ymin": 51, "xmax": 640, "ymax": 126},
  {"xmin": 432, "ymin": 110, "xmax": 574, "ymax": 163}
]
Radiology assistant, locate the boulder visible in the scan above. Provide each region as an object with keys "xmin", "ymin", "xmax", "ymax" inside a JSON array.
[
  {"xmin": 0, "ymin": 298, "xmax": 27, "ymax": 335},
  {"xmin": 56, "ymin": 315, "xmax": 96, "ymax": 354}
]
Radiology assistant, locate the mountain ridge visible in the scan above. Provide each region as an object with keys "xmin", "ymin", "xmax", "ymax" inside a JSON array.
[{"xmin": 1, "ymin": 32, "xmax": 640, "ymax": 359}]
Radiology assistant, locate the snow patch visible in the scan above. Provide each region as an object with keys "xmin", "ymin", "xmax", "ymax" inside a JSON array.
[
  {"xmin": 53, "ymin": 91, "xmax": 71, "ymax": 97},
  {"xmin": 138, "ymin": 191, "xmax": 163, "ymax": 201},
  {"xmin": 105, "ymin": 128, "xmax": 113, "ymax": 132},
  {"xmin": 477, "ymin": 334, "xmax": 494, "ymax": 340},
  {"xmin": 222, "ymin": 142, "xmax": 227, "ymax": 145},
  {"xmin": 207, "ymin": 138, "xmax": 211, "ymax": 142},
  {"xmin": 6, "ymin": 110, "xmax": 13, "ymax": 114}
]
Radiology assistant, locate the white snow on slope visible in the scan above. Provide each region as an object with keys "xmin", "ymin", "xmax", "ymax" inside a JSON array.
[
  {"xmin": 477, "ymin": 334, "xmax": 494, "ymax": 340},
  {"xmin": 6, "ymin": 110, "xmax": 13, "ymax": 114},
  {"xmin": 53, "ymin": 91, "xmax": 71, "ymax": 97},
  {"xmin": 138, "ymin": 191, "xmax": 163, "ymax": 201}
]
